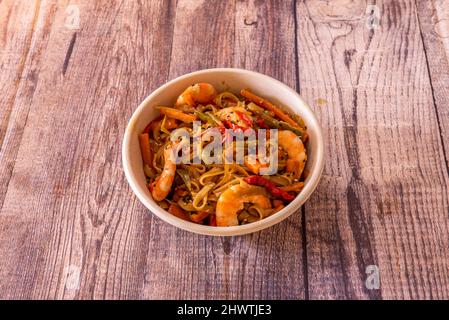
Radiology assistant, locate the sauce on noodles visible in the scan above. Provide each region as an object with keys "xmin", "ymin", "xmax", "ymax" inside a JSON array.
[{"xmin": 138, "ymin": 83, "xmax": 308, "ymax": 227}]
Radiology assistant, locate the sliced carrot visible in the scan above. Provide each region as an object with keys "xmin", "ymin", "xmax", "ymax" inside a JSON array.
[
  {"xmin": 138, "ymin": 133, "xmax": 153, "ymax": 166},
  {"xmin": 168, "ymin": 204, "xmax": 191, "ymax": 221},
  {"xmin": 190, "ymin": 211, "xmax": 210, "ymax": 223},
  {"xmin": 241, "ymin": 89, "xmax": 308, "ymax": 140},
  {"xmin": 280, "ymin": 182, "xmax": 305, "ymax": 192},
  {"xmin": 157, "ymin": 106, "xmax": 197, "ymax": 123}
]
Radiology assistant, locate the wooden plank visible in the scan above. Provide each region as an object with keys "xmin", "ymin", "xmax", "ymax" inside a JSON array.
[
  {"xmin": 0, "ymin": 0, "xmax": 176, "ymax": 299},
  {"xmin": 3, "ymin": 0, "xmax": 447, "ymax": 300},
  {"xmin": 416, "ymin": 0, "xmax": 449, "ymax": 168},
  {"xmin": 139, "ymin": 0, "xmax": 306, "ymax": 299},
  {"xmin": 0, "ymin": 0, "xmax": 305, "ymax": 300},
  {"xmin": 0, "ymin": 0, "xmax": 47, "ymax": 211},
  {"xmin": 296, "ymin": 0, "xmax": 449, "ymax": 299}
]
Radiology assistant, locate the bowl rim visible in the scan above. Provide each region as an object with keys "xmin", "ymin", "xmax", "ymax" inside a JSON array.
[{"xmin": 122, "ymin": 68, "xmax": 324, "ymax": 236}]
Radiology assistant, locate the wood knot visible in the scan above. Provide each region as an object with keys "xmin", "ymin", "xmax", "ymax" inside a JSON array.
[
  {"xmin": 344, "ymin": 49, "xmax": 356, "ymax": 68},
  {"xmin": 221, "ymin": 237, "xmax": 233, "ymax": 255},
  {"xmin": 243, "ymin": 17, "xmax": 258, "ymax": 27}
]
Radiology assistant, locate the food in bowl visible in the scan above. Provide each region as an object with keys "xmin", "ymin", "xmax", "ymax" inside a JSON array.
[{"xmin": 138, "ymin": 83, "xmax": 308, "ymax": 227}]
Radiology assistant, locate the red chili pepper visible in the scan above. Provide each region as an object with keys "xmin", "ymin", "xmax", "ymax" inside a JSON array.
[
  {"xmin": 223, "ymin": 120, "xmax": 232, "ymax": 129},
  {"xmin": 223, "ymin": 120, "xmax": 245, "ymax": 131},
  {"xmin": 256, "ymin": 118, "xmax": 270, "ymax": 129},
  {"xmin": 244, "ymin": 176, "xmax": 295, "ymax": 202},
  {"xmin": 217, "ymin": 126, "xmax": 226, "ymax": 134},
  {"xmin": 223, "ymin": 121, "xmax": 255, "ymax": 136},
  {"xmin": 236, "ymin": 111, "xmax": 253, "ymax": 127}
]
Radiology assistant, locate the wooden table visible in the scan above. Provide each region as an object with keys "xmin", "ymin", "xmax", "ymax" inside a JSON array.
[{"xmin": 1, "ymin": 0, "xmax": 448, "ymax": 300}]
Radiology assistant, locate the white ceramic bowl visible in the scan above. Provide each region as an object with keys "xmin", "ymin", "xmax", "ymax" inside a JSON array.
[{"xmin": 122, "ymin": 68, "xmax": 324, "ymax": 236}]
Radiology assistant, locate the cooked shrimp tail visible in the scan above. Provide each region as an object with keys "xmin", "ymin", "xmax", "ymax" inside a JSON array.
[
  {"xmin": 176, "ymin": 83, "xmax": 217, "ymax": 108},
  {"xmin": 278, "ymin": 130, "xmax": 307, "ymax": 179},
  {"xmin": 216, "ymin": 181, "xmax": 272, "ymax": 226},
  {"xmin": 151, "ymin": 144, "xmax": 177, "ymax": 201}
]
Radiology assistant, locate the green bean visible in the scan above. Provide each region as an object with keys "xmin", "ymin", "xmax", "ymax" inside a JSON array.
[
  {"xmin": 247, "ymin": 103, "xmax": 278, "ymax": 125},
  {"xmin": 205, "ymin": 112, "xmax": 223, "ymax": 126},
  {"xmin": 247, "ymin": 102, "xmax": 303, "ymax": 137},
  {"xmin": 278, "ymin": 121, "xmax": 303, "ymax": 138},
  {"xmin": 259, "ymin": 112, "xmax": 280, "ymax": 128},
  {"xmin": 254, "ymin": 109, "xmax": 303, "ymax": 138},
  {"xmin": 194, "ymin": 111, "xmax": 216, "ymax": 125},
  {"xmin": 176, "ymin": 169, "xmax": 192, "ymax": 193},
  {"xmin": 291, "ymin": 114, "xmax": 307, "ymax": 130},
  {"xmin": 246, "ymin": 102, "xmax": 265, "ymax": 114}
]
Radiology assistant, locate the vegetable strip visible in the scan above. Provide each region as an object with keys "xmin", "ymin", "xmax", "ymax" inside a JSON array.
[
  {"xmin": 241, "ymin": 89, "xmax": 299, "ymax": 127},
  {"xmin": 157, "ymin": 106, "xmax": 197, "ymax": 123},
  {"xmin": 168, "ymin": 204, "xmax": 191, "ymax": 221},
  {"xmin": 194, "ymin": 110, "xmax": 218, "ymax": 126},
  {"xmin": 242, "ymin": 89, "xmax": 308, "ymax": 140},
  {"xmin": 247, "ymin": 103, "xmax": 303, "ymax": 138},
  {"xmin": 138, "ymin": 133, "xmax": 153, "ymax": 166}
]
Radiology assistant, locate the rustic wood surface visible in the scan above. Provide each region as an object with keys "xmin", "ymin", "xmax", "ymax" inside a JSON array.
[{"xmin": 0, "ymin": 0, "xmax": 448, "ymax": 300}]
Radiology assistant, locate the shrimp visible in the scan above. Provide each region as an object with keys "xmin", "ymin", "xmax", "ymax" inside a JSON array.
[
  {"xmin": 278, "ymin": 130, "xmax": 307, "ymax": 179},
  {"xmin": 151, "ymin": 143, "xmax": 177, "ymax": 201},
  {"xmin": 175, "ymin": 83, "xmax": 217, "ymax": 108},
  {"xmin": 216, "ymin": 182, "xmax": 271, "ymax": 226}
]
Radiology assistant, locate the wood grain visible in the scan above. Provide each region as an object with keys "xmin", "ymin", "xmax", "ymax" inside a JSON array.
[
  {"xmin": 297, "ymin": 0, "xmax": 449, "ymax": 299},
  {"xmin": 140, "ymin": 0, "xmax": 306, "ymax": 300},
  {"xmin": 0, "ymin": 0, "xmax": 305, "ymax": 299},
  {"xmin": 0, "ymin": 0, "xmax": 448, "ymax": 300},
  {"xmin": 0, "ymin": 0, "xmax": 176, "ymax": 299},
  {"xmin": 0, "ymin": 0, "xmax": 47, "ymax": 215},
  {"xmin": 415, "ymin": 0, "xmax": 449, "ymax": 168}
]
